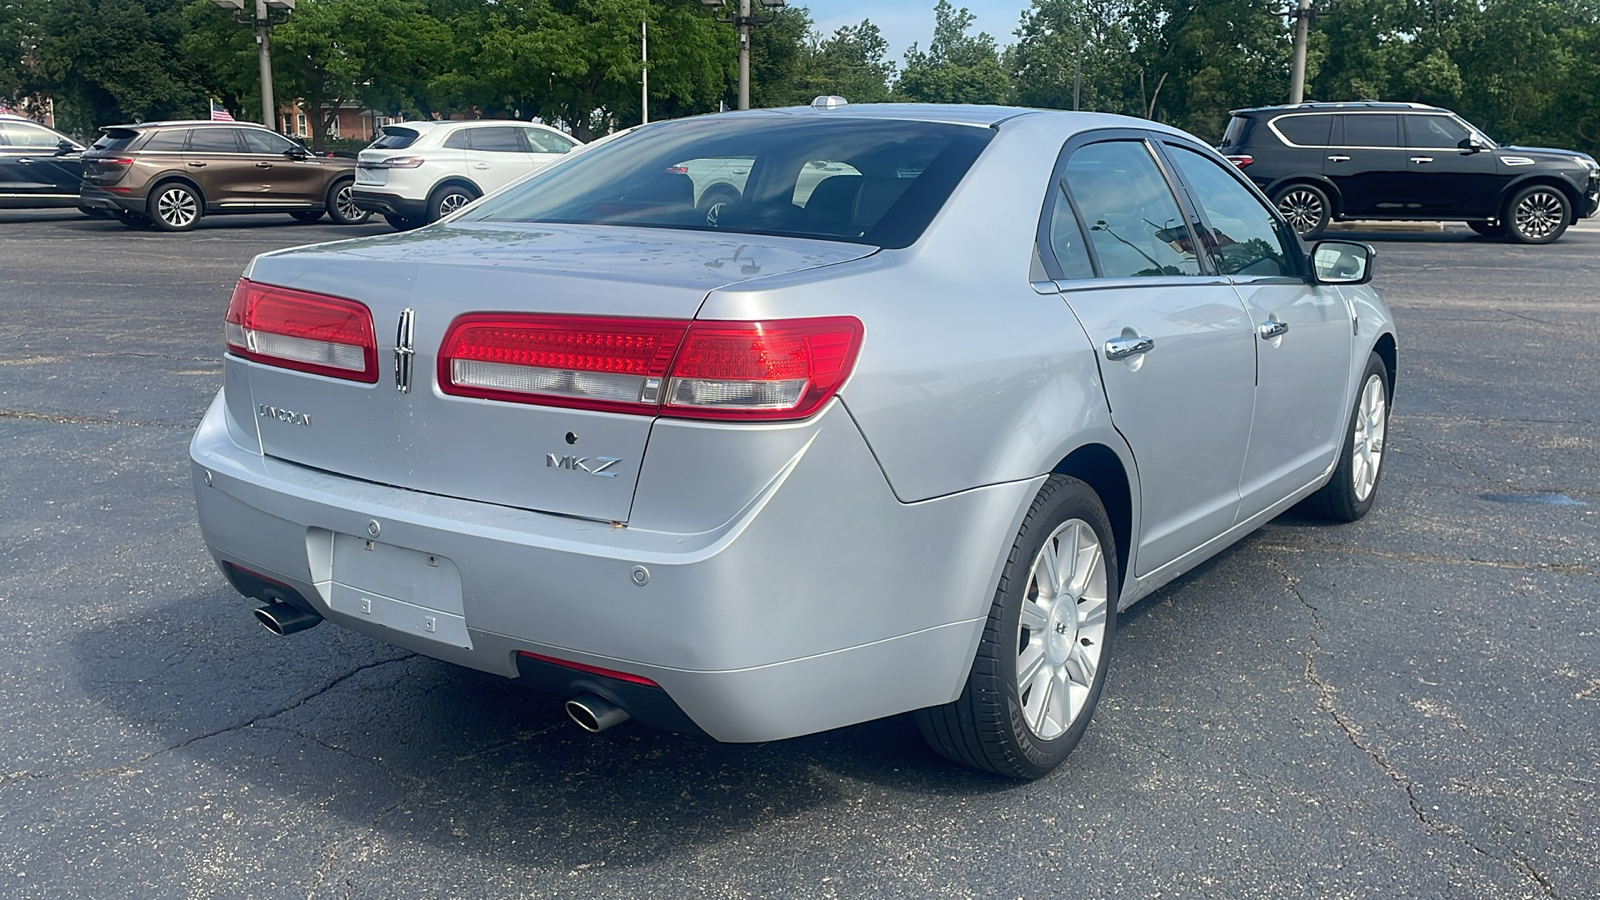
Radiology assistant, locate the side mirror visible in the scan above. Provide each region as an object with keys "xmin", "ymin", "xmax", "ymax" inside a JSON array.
[
  {"xmin": 1311, "ymin": 240, "xmax": 1374, "ymax": 285},
  {"xmin": 284, "ymin": 147, "xmax": 309, "ymax": 160},
  {"xmin": 1457, "ymin": 136, "xmax": 1488, "ymax": 153},
  {"xmin": 54, "ymin": 139, "xmax": 78, "ymax": 156}
]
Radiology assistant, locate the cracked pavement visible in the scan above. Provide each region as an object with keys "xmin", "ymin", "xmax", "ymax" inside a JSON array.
[{"xmin": 2, "ymin": 210, "xmax": 1596, "ymax": 898}]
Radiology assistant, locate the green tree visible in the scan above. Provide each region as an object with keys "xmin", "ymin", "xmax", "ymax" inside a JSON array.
[
  {"xmin": 896, "ymin": 1, "xmax": 1009, "ymax": 104},
  {"xmin": 749, "ymin": 7, "xmax": 812, "ymax": 108},
  {"xmin": 1009, "ymin": 0, "xmax": 1141, "ymax": 114},
  {"xmin": 793, "ymin": 20, "xmax": 896, "ymax": 104}
]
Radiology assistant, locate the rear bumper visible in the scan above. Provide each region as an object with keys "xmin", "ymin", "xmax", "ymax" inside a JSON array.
[
  {"xmin": 351, "ymin": 189, "xmax": 427, "ymax": 222},
  {"xmin": 79, "ymin": 185, "xmax": 144, "ymax": 213},
  {"xmin": 190, "ymin": 389, "xmax": 1035, "ymax": 743}
]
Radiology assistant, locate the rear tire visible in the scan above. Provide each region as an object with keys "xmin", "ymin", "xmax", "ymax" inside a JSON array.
[
  {"xmin": 1301, "ymin": 352, "xmax": 1390, "ymax": 522},
  {"xmin": 916, "ymin": 475, "xmax": 1118, "ymax": 779},
  {"xmin": 1504, "ymin": 185, "xmax": 1571, "ymax": 244},
  {"xmin": 426, "ymin": 184, "xmax": 478, "ymax": 223},
  {"xmin": 147, "ymin": 182, "xmax": 201, "ymax": 232},
  {"xmin": 1273, "ymin": 184, "xmax": 1331, "ymax": 238},
  {"xmin": 326, "ymin": 179, "xmax": 369, "ymax": 225}
]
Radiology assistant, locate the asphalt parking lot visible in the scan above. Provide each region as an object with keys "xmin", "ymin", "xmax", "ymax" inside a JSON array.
[{"xmin": 2, "ymin": 208, "xmax": 1596, "ymax": 899}]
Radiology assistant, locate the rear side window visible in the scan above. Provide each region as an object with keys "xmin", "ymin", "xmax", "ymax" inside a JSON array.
[
  {"xmin": 370, "ymin": 127, "xmax": 419, "ymax": 150},
  {"xmin": 1272, "ymin": 114, "xmax": 1332, "ymax": 147},
  {"xmin": 93, "ymin": 129, "xmax": 143, "ymax": 152},
  {"xmin": 1062, "ymin": 141, "xmax": 1200, "ymax": 279},
  {"xmin": 463, "ymin": 117, "xmax": 993, "ymax": 249},
  {"xmin": 1337, "ymin": 115, "xmax": 1399, "ymax": 148},
  {"xmin": 141, "ymin": 129, "xmax": 189, "ymax": 151},
  {"xmin": 1044, "ymin": 185, "xmax": 1095, "ymax": 279},
  {"xmin": 1403, "ymin": 114, "xmax": 1471, "ymax": 149}
]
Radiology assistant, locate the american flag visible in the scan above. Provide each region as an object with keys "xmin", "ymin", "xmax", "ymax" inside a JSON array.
[{"xmin": 210, "ymin": 100, "xmax": 235, "ymax": 122}]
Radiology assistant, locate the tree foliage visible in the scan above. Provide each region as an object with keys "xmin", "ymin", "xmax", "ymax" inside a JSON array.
[{"xmin": 896, "ymin": 1, "xmax": 1010, "ymax": 104}]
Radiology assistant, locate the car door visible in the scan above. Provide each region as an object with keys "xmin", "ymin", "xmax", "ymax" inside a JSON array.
[
  {"xmin": 1324, "ymin": 113, "xmax": 1409, "ymax": 216},
  {"xmin": 182, "ymin": 126, "xmax": 258, "ymax": 209},
  {"xmin": 0, "ymin": 120, "xmax": 81, "ymax": 201},
  {"xmin": 1161, "ymin": 141, "xmax": 1355, "ymax": 522},
  {"xmin": 1399, "ymin": 113, "xmax": 1500, "ymax": 216},
  {"xmin": 462, "ymin": 126, "xmax": 533, "ymax": 194},
  {"xmin": 240, "ymin": 128, "xmax": 326, "ymax": 207},
  {"xmin": 1044, "ymin": 135, "xmax": 1258, "ymax": 576}
]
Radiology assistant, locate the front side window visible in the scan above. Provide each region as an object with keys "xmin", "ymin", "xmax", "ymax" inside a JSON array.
[
  {"xmin": 523, "ymin": 128, "xmax": 575, "ymax": 154},
  {"xmin": 468, "ymin": 126, "xmax": 524, "ymax": 153},
  {"xmin": 1403, "ymin": 114, "xmax": 1471, "ymax": 149},
  {"xmin": 241, "ymin": 129, "xmax": 297, "ymax": 154},
  {"xmin": 1, "ymin": 121, "xmax": 63, "ymax": 148},
  {"xmin": 1338, "ymin": 114, "xmax": 1399, "ymax": 148},
  {"xmin": 1166, "ymin": 145, "xmax": 1295, "ymax": 278},
  {"xmin": 1062, "ymin": 140, "xmax": 1199, "ymax": 278},
  {"xmin": 461, "ymin": 117, "xmax": 993, "ymax": 249},
  {"xmin": 1272, "ymin": 114, "xmax": 1332, "ymax": 147}
]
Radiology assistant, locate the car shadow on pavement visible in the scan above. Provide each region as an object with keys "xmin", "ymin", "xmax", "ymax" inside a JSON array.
[{"xmin": 69, "ymin": 585, "xmax": 1014, "ymax": 871}]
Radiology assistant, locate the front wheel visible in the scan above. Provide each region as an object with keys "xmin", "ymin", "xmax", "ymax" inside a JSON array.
[
  {"xmin": 916, "ymin": 475, "xmax": 1118, "ymax": 779},
  {"xmin": 1505, "ymin": 186, "xmax": 1570, "ymax": 244},
  {"xmin": 147, "ymin": 183, "xmax": 201, "ymax": 231},
  {"xmin": 1301, "ymin": 352, "xmax": 1390, "ymax": 522},
  {"xmin": 1274, "ymin": 184, "xmax": 1331, "ymax": 238},
  {"xmin": 326, "ymin": 180, "xmax": 370, "ymax": 225}
]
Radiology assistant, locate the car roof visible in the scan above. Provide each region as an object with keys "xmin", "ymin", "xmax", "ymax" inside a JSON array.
[
  {"xmin": 389, "ymin": 119, "xmax": 548, "ymax": 132},
  {"xmin": 1230, "ymin": 101, "xmax": 1443, "ymax": 116},
  {"xmin": 99, "ymin": 120, "xmax": 278, "ymax": 131}
]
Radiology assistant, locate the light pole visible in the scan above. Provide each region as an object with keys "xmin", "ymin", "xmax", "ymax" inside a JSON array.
[
  {"xmin": 209, "ymin": 0, "xmax": 296, "ymax": 130},
  {"xmin": 700, "ymin": 0, "xmax": 787, "ymax": 111},
  {"xmin": 641, "ymin": 15, "xmax": 648, "ymax": 125}
]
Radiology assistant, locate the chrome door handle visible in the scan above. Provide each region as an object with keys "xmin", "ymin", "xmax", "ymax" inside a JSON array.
[
  {"xmin": 1258, "ymin": 320, "xmax": 1289, "ymax": 340},
  {"xmin": 1410, "ymin": 156, "xmax": 1434, "ymax": 164},
  {"xmin": 1104, "ymin": 335, "xmax": 1155, "ymax": 361},
  {"xmin": 1327, "ymin": 155, "xmax": 1351, "ymax": 163},
  {"xmin": 16, "ymin": 158, "xmax": 31, "ymax": 164},
  {"xmin": 187, "ymin": 162, "xmax": 207, "ymax": 168},
  {"xmin": 472, "ymin": 163, "xmax": 489, "ymax": 169},
  {"xmin": 255, "ymin": 162, "xmax": 273, "ymax": 169}
]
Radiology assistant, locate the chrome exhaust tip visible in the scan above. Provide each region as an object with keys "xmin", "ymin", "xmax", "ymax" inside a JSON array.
[
  {"xmin": 566, "ymin": 692, "xmax": 631, "ymax": 733},
  {"xmin": 253, "ymin": 602, "xmax": 323, "ymax": 636}
]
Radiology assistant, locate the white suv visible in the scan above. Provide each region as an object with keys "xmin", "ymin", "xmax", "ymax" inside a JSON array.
[{"xmin": 352, "ymin": 120, "xmax": 582, "ymax": 229}]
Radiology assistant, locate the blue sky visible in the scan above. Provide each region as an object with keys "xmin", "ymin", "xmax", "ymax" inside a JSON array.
[{"xmin": 800, "ymin": 0, "xmax": 1031, "ymax": 69}]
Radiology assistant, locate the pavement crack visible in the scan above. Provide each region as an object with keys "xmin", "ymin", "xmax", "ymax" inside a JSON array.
[
  {"xmin": 1267, "ymin": 559, "xmax": 1559, "ymax": 898},
  {"xmin": 1256, "ymin": 538, "xmax": 1593, "ymax": 579},
  {"xmin": 0, "ymin": 408, "xmax": 195, "ymax": 429}
]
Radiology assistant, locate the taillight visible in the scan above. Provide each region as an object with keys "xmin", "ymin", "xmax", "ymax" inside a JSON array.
[
  {"xmin": 368, "ymin": 156, "xmax": 424, "ymax": 168},
  {"xmin": 225, "ymin": 279, "xmax": 379, "ymax": 383},
  {"xmin": 1223, "ymin": 154, "xmax": 1253, "ymax": 169},
  {"xmin": 439, "ymin": 314, "xmax": 864, "ymax": 421}
]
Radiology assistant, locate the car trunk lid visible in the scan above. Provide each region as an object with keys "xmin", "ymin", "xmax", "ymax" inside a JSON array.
[{"xmin": 236, "ymin": 222, "xmax": 874, "ymax": 522}]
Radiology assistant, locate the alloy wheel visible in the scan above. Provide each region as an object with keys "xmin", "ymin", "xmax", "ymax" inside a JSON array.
[
  {"xmin": 335, "ymin": 184, "xmax": 362, "ymax": 221},
  {"xmin": 157, "ymin": 188, "xmax": 197, "ymax": 229},
  {"xmin": 1276, "ymin": 189, "xmax": 1324, "ymax": 235},
  {"xmin": 1351, "ymin": 374, "xmax": 1387, "ymax": 502},
  {"xmin": 1512, "ymin": 190, "xmax": 1564, "ymax": 240},
  {"xmin": 1015, "ymin": 518, "xmax": 1109, "ymax": 741},
  {"xmin": 439, "ymin": 192, "xmax": 472, "ymax": 216}
]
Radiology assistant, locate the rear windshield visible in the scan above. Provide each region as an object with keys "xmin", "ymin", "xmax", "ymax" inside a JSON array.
[
  {"xmin": 460, "ymin": 116, "xmax": 994, "ymax": 249},
  {"xmin": 93, "ymin": 129, "xmax": 144, "ymax": 152},
  {"xmin": 1219, "ymin": 116, "xmax": 1251, "ymax": 149},
  {"xmin": 370, "ymin": 126, "xmax": 420, "ymax": 150}
]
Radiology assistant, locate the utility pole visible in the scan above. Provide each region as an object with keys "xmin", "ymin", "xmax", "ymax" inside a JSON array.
[
  {"xmin": 211, "ymin": 0, "xmax": 294, "ymax": 130},
  {"xmin": 641, "ymin": 15, "xmax": 649, "ymax": 125},
  {"xmin": 701, "ymin": 0, "xmax": 786, "ymax": 111},
  {"xmin": 1285, "ymin": 0, "xmax": 1313, "ymax": 104},
  {"xmin": 1073, "ymin": 1, "xmax": 1081, "ymax": 111}
]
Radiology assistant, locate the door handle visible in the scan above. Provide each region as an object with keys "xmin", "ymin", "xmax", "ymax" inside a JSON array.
[
  {"xmin": 187, "ymin": 162, "xmax": 207, "ymax": 168},
  {"xmin": 16, "ymin": 158, "xmax": 31, "ymax": 164},
  {"xmin": 1258, "ymin": 319, "xmax": 1290, "ymax": 340},
  {"xmin": 1410, "ymin": 156, "xmax": 1434, "ymax": 164},
  {"xmin": 255, "ymin": 162, "xmax": 273, "ymax": 169},
  {"xmin": 471, "ymin": 163, "xmax": 489, "ymax": 169},
  {"xmin": 1104, "ymin": 334, "xmax": 1155, "ymax": 361},
  {"xmin": 1326, "ymin": 155, "xmax": 1351, "ymax": 163}
]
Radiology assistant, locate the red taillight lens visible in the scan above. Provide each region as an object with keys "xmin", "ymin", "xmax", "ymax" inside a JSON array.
[
  {"xmin": 517, "ymin": 651, "xmax": 660, "ymax": 687},
  {"xmin": 1223, "ymin": 154, "xmax": 1253, "ymax": 169},
  {"xmin": 439, "ymin": 314, "xmax": 689, "ymax": 413},
  {"xmin": 225, "ymin": 279, "xmax": 379, "ymax": 382},
  {"xmin": 439, "ymin": 314, "xmax": 864, "ymax": 421},
  {"xmin": 664, "ymin": 317, "xmax": 863, "ymax": 420}
]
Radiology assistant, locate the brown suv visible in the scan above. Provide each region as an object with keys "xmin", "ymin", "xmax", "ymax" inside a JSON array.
[{"xmin": 79, "ymin": 121, "xmax": 369, "ymax": 231}]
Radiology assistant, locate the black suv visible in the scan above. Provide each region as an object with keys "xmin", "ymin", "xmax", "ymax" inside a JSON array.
[
  {"xmin": 0, "ymin": 114, "xmax": 87, "ymax": 211},
  {"xmin": 1219, "ymin": 102, "xmax": 1600, "ymax": 243}
]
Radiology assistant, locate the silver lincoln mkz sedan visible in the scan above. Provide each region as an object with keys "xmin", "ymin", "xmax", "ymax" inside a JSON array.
[{"xmin": 192, "ymin": 102, "xmax": 1394, "ymax": 779}]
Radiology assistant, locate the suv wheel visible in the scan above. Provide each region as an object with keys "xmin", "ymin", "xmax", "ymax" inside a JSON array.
[
  {"xmin": 1273, "ymin": 185, "xmax": 1330, "ymax": 238},
  {"xmin": 327, "ymin": 180, "xmax": 370, "ymax": 225},
  {"xmin": 148, "ymin": 183, "xmax": 201, "ymax": 232},
  {"xmin": 427, "ymin": 185, "xmax": 478, "ymax": 223},
  {"xmin": 1505, "ymin": 186, "xmax": 1570, "ymax": 244}
]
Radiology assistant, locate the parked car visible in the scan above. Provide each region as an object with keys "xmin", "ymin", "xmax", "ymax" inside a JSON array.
[
  {"xmin": 78, "ymin": 121, "xmax": 369, "ymax": 231},
  {"xmin": 191, "ymin": 103, "xmax": 1396, "ymax": 779},
  {"xmin": 352, "ymin": 120, "xmax": 582, "ymax": 229},
  {"xmin": 1219, "ymin": 101, "xmax": 1600, "ymax": 243},
  {"xmin": 0, "ymin": 114, "xmax": 88, "ymax": 212}
]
